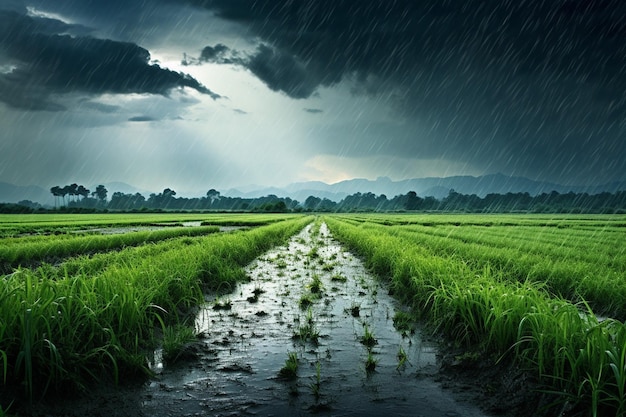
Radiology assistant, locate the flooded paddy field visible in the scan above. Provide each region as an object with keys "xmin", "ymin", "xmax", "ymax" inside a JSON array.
[
  {"xmin": 147, "ymin": 223, "xmax": 489, "ymax": 416},
  {"xmin": 32, "ymin": 223, "xmax": 492, "ymax": 416}
]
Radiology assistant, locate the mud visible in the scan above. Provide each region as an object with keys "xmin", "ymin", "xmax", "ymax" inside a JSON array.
[{"xmin": 21, "ymin": 223, "xmax": 552, "ymax": 416}]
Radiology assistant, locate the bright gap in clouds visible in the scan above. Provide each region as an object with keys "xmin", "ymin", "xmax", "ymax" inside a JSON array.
[
  {"xmin": 26, "ymin": 6, "xmax": 73, "ymax": 24},
  {"xmin": 302, "ymin": 155, "xmax": 484, "ymax": 184}
]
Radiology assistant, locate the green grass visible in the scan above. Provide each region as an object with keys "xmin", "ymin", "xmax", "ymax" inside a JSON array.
[
  {"xmin": 360, "ymin": 324, "xmax": 377, "ymax": 348},
  {"xmin": 293, "ymin": 309, "xmax": 320, "ymax": 344},
  {"xmin": 278, "ymin": 352, "xmax": 299, "ymax": 379},
  {"xmin": 0, "ymin": 226, "xmax": 221, "ymax": 273},
  {"xmin": 324, "ymin": 214, "xmax": 626, "ymax": 416},
  {"xmin": 0, "ymin": 215, "xmax": 312, "ymax": 404},
  {"xmin": 365, "ymin": 351, "xmax": 377, "ymax": 373},
  {"xmin": 396, "ymin": 346, "xmax": 408, "ymax": 371},
  {"xmin": 162, "ymin": 324, "xmax": 197, "ymax": 363}
]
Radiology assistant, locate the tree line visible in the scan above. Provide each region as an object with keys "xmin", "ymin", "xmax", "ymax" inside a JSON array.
[
  {"xmin": 1, "ymin": 186, "xmax": 625, "ymax": 214},
  {"xmin": 49, "ymin": 184, "xmax": 108, "ymax": 208}
]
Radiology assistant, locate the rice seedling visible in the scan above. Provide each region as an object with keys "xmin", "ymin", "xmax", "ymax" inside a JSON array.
[
  {"xmin": 365, "ymin": 351, "xmax": 378, "ymax": 373},
  {"xmin": 321, "ymin": 262, "xmax": 335, "ymax": 272},
  {"xmin": 299, "ymin": 294, "xmax": 314, "ymax": 309},
  {"xmin": 0, "ymin": 215, "xmax": 313, "ymax": 402},
  {"xmin": 360, "ymin": 324, "xmax": 377, "ymax": 348},
  {"xmin": 306, "ymin": 246, "xmax": 320, "ymax": 259},
  {"xmin": 330, "ymin": 273, "xmax": 347, "ymax": 283},
  {"xmin": 324, "ymin": 214, "xmax": 626, "ymax": 416},
  {"xmin": 392, "ymin": 311, "xmax": 413, "ymax": 334},
  {"xmin": 0, "ymin": 225, "xmax": 220, "ymax": 273},
  {"xmin": 308, "ymin": 274, "xmax": 323, "ymax": 294},
  {"xmin": 396, "ymin": 346, "xmax": 408, "ymax": 371},
  {"xmin": 293, "ymin": 309, "xmax": 320, "ymax": 344},
  {"xmin": 162, "ymin": 324, "xmax": 197, "ymax": 363},
  {"xmin": 278, "ymin": 352, "xmax": 298, "ymax": 380},
  {"xmin": 310, "ymin": 361, "xmax": 322, "ymax": 399}
]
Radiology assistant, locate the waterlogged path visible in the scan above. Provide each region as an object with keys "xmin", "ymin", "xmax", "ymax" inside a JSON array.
[{"xmin": 136, "ymin": 223, "xmax": 490, "ymax": 416}]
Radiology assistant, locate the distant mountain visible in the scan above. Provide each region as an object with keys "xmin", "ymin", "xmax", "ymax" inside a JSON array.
[
  {"xmin": 223, "ymin": 174, "xmax": 626, "ymax": 202},
  {"xmin": 98, "ymin": 182, "xmax": 152, "ymax": 196},
  {"xmin": 0, "ymin": 182, "xmax": 53, "ymax": 206}
]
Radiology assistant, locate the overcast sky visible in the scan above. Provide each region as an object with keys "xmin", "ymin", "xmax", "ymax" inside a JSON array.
[{"xmin": 1, "ymin": 0, "xmax": 625, "ymax": 195}]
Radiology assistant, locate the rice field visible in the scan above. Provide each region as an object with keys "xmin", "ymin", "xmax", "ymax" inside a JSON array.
[
  {"xmin": 1, "ymin": 213, "xmax": 625, "ymax": 416},
  {"xmin": 325, "ymin": 213, "xmax": 626, "ymax": 416}
]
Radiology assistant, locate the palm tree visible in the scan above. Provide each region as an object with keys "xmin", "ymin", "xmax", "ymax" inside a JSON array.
[
  {"xmin": 50, "ymin": 186, "xmax": 62, "ymax": 208},
  {"xmin": 92, "ymin": 185, "xmax": 108, "ymax": 202},
  {"xmin": 60, "ymin": 185, "xmax": 71, "ymax": 206},
  {"xmin": 77, "ymin": 185, "xmax": 90, "ymax": 200},
  {"xmin": 67, "ymin": 183, "xmax": 78, "ymax": 203}
]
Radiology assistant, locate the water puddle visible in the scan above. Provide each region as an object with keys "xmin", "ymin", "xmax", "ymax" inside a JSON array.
[
  {"xmin": 72, "ymin": 223, "xmax": 245, "ymax": 235},
  {"xmin": 139, "ymin": 223, "xmax": 490, "ymax": 416}
]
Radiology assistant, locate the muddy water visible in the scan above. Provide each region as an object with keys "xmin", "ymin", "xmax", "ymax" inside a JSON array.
[{"xmin": 138, "ymin": 223, "xmax": 490, "ymax": 417}]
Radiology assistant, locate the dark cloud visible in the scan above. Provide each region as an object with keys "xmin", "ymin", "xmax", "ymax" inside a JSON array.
[
  {"xmin": 128, "ymin": 115, "xmax": 156, "ymax": 122},
  {"xmin": 191, "ymin": 0, "xmax": 626, "ymax": 183},
  {"xmin": 199, "ymin": 43, "xmax": 230, "ymax": 63},
  {"xmin": 246, "ymin": 44, "xmax": 318, "ymax": 99},
  {"xmin": 0, "ymin": 9, "xmax": 219, "ymax": 111}
]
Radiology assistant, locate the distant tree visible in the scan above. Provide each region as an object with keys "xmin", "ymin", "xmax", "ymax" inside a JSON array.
[
  {"xmin": 67, "ymin": 183, "xmax": 79, "ymax": 203},
  {"xmin": 92, "ymin": 185, "xmax": 108, "ymax": 202},
  {"xmin": 60, "ymin": 185, "xmax": 71, "ymax": 206},
  {"xmin": 405, "ymin": 191, "xmax": 423, "ymax": 211},
  {"xmin": 304, "ymin": 196, "xmax": 321, "ymax": 211},
  {"xmin": 50, "ymin": 186, "xmax": 62, "ymax": 208},
  {"xmin": 18, "ymin": 200, "xmax": 41, "ymax": 209},
  {"xmin": 206, "ymin": 189, "xmax": 221, "ymax": 201},
  {"xmin": 76, "ymin": 185, "xmax": 90, "ymax": 200}
]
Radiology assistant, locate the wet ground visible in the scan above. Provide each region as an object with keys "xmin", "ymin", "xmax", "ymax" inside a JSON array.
[{"xmin": 26, "ymin": 223, "xmax": 502, "ymax": 417}]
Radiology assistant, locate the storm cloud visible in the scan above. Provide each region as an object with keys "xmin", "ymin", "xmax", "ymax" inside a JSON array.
[
  {"xmin": 191, "ymin": 0, "xmax": 626, "ymax": 184},
  {"xmin": 1, "ymin": 0, "xmax": 625, "ymax": 195},
  {"xmin": 0, "ymin": 9, "xmax": 219, "ymax": 110}
]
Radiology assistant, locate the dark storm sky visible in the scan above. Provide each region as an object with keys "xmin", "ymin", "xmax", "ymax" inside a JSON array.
[{"xmin": 1, "ymin": 0, "xmax": 625, "ymax": 193}]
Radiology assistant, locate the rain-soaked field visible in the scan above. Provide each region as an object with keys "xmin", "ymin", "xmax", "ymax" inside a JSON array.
[{"xmin": 1, "ymin": 213, "xmax": 625, "ymax": 416}]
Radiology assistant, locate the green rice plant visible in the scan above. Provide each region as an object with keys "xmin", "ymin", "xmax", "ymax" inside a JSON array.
[
  {"xmin": 306, "ymin": 246, "xmax": 320, "ymax": 259},
  {"xmin": 0, "ymin": 225, "xmax": 220, "ymax": 273},
  {"xmin": 162, "ymin": 324, "xmax": 196, "ymax": 363},
  {"xmin": 321, "ymin": 262, "xmax": 335, "ymax": 272},
  {"xmin": 308, "ymin": 274, "xmax": 323, "ymax": 294},
  {"xmin": 392, "ymin": 311, "xmax": 413, "ymax": 334},
  {"xmin": 299, "ymin": 294, "xmax": 314, "ymax": 309},
  {"xmin": 365, "ymin": 351, "xmax": 377, "ymax": 373},
  {"xmin": 396, "ymin": 346, "xmax": 408, "ymax": 371},
  {"xmin": 0, "ymin": 216, "xmax": 313, "ymax": 402},
  {"xmin": 310, "ymin": 361, "xmax": 321, "ymax": 399},
  {"xmin": 278, "ymin": 352, "xmax": 298, "ymax": 379},
  {"xmin": 293, "ymin": 310, "xmax": 319, "ymax": 344},
  {"xmin": 324, "ymin": 215, "xmax": 626, "ymax": 416},
  {"xmin": 330, "ymin": 273, "xmax": 347, "ymax": 283},
  {"xmin": 360, "ymin": 324, "xmax": 377, "ymax": 348}
]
